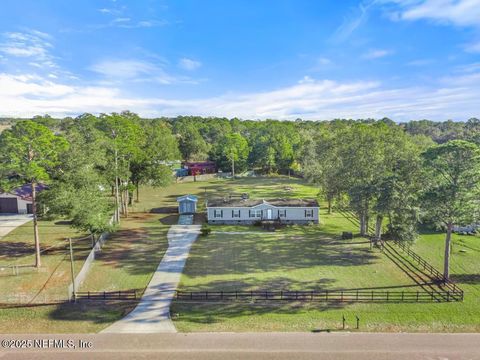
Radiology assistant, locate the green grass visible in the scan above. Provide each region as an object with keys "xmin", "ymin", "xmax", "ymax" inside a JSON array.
[
  {"xmin": 2, "ymin": 176, "xmax": 479, "ymax": 333},
  {"xmin": 178, "ymin": 209, "xmax": 413, "ymax": 292},
  {"xmin": 165, "ymin": 178, "xmax": 480, "ymax": 333},
  {"xmin": 80, "ymin": 213, "xmax": 169, "ymax": 294},
  {"xmin": 0, "ymin": 302, "xmax": 136, "ymax": 333},
  {"xmin": 0, "ymin": 220, "xmax": 88, "ymax": 302}
]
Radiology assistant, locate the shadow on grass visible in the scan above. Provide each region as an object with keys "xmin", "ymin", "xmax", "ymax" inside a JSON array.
[
  {"xmin": 183, "ymin": 226, "xmax": 379, "ymax": 279},
  {"xmin": 0, "ymin": 241, "xmax": 35, "ymax": 259},
  {"xmin": 150, "ymin": 206, "xmax": 177, "ymax": 214},
  {"xmin": 170, "ymin": 301, "xmax": 347, "ymax": 326},
  {"xmin": 48, "ymin": 301, "xmax": 137, "ymax": 324},
  {"xmin": 90, "ymin": 226, "xmax": 168, "ymax": 277},
  {"xmin": 450, "ymin": 274, "xmax": 480, "ymax": 284},
  {"xmin": 159, "ymin": 215, "xmax": 179, "ymax": 225}
]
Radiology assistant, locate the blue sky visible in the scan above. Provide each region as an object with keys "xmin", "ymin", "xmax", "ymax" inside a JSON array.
[{"xmin": 0, "ymin": 0, "xmax": 479, "ymax": 121}]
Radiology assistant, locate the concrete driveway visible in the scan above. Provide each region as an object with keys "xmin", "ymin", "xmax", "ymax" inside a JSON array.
[
  {"xmin": 0, "ymin": 214, "xmax": 32, "ymax": 239},
  {"xmin": 103, "ymin": 224, "xmax": 201, "ymax": 333}
]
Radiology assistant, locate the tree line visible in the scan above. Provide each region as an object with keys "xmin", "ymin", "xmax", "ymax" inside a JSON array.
[{"xmin": 1, "ymin": 112, "xmax": 480, "ymax": 279}]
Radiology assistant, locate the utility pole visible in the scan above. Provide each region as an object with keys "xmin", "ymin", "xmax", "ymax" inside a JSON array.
[{"xmin": 68, "ymin": 238, "xmax": 76, "ymax": 302}]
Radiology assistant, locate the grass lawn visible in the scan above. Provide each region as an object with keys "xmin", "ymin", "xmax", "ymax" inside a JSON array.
[
  {"xmin": 166, "ymin": 177, "xmax": 480, "ymax": 333},
  {"xmin": 0, "ymin": 302, "xmax": 136, "ymax": 333},
  {"xmin": 80, "ymin": 213, "xmax": 169, "ymax": 294},
  {"xmin": 1, "ymin": 176, "xmax": 479, "ymax": 333},
  {"xmin": 0, "ymin": 220, "xmax": 88, "ymax": 303},
  {"xmin": 177, "ymin": 211, "xmax": 413, "ymax": 292}
]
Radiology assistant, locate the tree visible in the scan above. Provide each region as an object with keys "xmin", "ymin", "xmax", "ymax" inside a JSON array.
[
  {"xmin": 130, "ymin": 120, "xmax": 180, "ymax": 201},
  {"xmin": 211, "ymin": 133, "xmax": 249, "ymax": 177},
  {"xmin": 302, "ymin": 126, "xmax": 346, "ymax": 214},
  {"xmin": 173, "ymin": 118, "xmax": 209, "ymax": 160},
  {"xmin": 422, "ymin": 140, "xmax": 480, "ymax": 280},
  {"xmin": 0, "ymin": 121, "xmax": 68, "ymax": 267},
  {"xmin": 97, "ymin": 112, "xmax": 143, "ymax": 220},
  {"xmin": 40, "ymin": 114, "xmax": 114, "ymax": 238}
]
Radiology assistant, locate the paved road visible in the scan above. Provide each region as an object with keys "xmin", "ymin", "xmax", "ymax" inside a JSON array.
[
  {"xmin": 0, "ymin": 215, "xmax": 32, "ymax": 239},
  {"xmin": 1, "ymin": 333, "xmax": 479, "ymax": 359},
  {"xmin": 102, "ymin": 225, "xmax": 201, "ymax": 333}
]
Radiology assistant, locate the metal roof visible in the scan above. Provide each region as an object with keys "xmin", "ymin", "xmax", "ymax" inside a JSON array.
[
  {"xmin": 207, "ymin": 198, "xmax": 319, "ymax": 208},
  {"xmin": 176, "ymin": 194, "xmax": 198, "ymax": 202}
]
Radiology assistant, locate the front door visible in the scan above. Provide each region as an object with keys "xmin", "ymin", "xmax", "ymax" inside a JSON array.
[{"xmin": 266, "ymin": 209, "xmax": 272, "ymax": 220}]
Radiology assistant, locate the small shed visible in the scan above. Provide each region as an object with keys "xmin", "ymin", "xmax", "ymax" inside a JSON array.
[{"xmin": 176, "ymin": 195, "xmax": 198, "ymax": 214}]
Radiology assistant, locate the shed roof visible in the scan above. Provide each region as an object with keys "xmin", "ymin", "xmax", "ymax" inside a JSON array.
[
  {"xmin": 176, "ymin": 194, "xmax": 198, "ymax": 202},
  {"xmin": 207, "ymin": 198, "xmax": 319, "ymax": 208}
]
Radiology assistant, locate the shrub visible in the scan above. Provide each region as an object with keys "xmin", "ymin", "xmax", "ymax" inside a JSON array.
[{"xmin": 201, "ymin": 224, "xmax": 212, "ymax": 236}]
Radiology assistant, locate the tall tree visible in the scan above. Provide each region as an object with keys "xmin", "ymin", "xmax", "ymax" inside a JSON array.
[
  {"xmin": 0, "ymin": 121, "xmax": 68, "ymax": 267},
  {"xmin": 97, "ymin": 112, "xmax": 143, "ymax": 220},
  {"xmin": 422, "ymin": 140, "xmax": 480, "ymax": 280},
  {"xmin": 211, "ymin": 133, "xmax": 249, "ymax": 177},
  {"xmin": 130, "ymin": 120, "xmax": 180, "ymax": 201}
]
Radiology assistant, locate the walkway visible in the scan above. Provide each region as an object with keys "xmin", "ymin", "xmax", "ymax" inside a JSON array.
[
  {"xmin": 0, "ymin": 214, "xmax": 32, "ymax": 239},
  {"xmin": 102, "ymin": 224, "xmax": 201, "ymax": 333}
]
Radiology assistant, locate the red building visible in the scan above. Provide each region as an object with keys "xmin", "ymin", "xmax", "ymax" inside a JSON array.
[{"xmin": 184, "ymin": 161, "xmax": 217, "ymax": 176}]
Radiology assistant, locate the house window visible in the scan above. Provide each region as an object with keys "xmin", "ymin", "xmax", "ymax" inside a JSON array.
[
  {"xmin": 249, "ymin": 209, "xmax": 262, "ymax": 218},
  {"xmin": 305, "ymin": 209, "xmax": 314, "ymax": 218},
  {"xmin": 214, "ymin": 209, "xmax": 223, "ymax": 218},
  {"xmin": 278, "ymin": 209, "xmax": 286, "ymax": 218},
  {"xmin": 232, "ymin": 209, "xmax": 241, "ymax": 218}
]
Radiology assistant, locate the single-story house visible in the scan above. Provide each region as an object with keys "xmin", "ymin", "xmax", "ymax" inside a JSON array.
[
  {"xmin": 177, "ymin": 194, "xmax": 198, "ymax": 214},
  {"xmin": 207, "ymin": 198, "xmax": 319, "ymax": 225},
  {"xmin": 0, "ymin": 184, "xmax": 46, "ymax": 214}
]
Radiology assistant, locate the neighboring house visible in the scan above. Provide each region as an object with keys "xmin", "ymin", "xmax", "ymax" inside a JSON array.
[
  {"xmin": 177, "ymin": 195, "xmax": 198, "ymax": 214},
  {"xmin": 207, "ymin": 198, "xmax": 319, "ymax": 225},
  {"xmin": 0, "ymin": 184, "xmax": 46, "ymax": 214},
  {"xmin": 184, "ymin": 161, "xmax": 216, "ymax": 176}
]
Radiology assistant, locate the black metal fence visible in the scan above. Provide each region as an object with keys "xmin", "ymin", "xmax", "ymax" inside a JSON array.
[
  {"xmin": 75, "ymin": 290, "xmax": 138, "ymax": 301},
  {"xmin": 175, "ymin": 288, "xmax": 463, "ymax": 303}
]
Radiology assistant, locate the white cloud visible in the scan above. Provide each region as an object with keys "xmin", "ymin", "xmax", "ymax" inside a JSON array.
[
  {"xmin": 383, "ymin": 0, "xmax": 480, "ymax": 27},
  {"xmin": 317, "ymin": 57, "xmax": 332, "ymax": 65},
  {"xmin": 1, "ymin": 71, "xmax": 479, "ymax": 121},
  {"xmin": 0, "ymin": 30, "xmax": 57, "ymax": 69},
  {"xmin": 464, "ymin": 40, "xmax": 480, "ymax": 53},
  {"xmin": 89, "ymin": 59, "xmax": 197, "ymax": 85},
  {"xmin": 362, "ymin": 49, "xmax": 393, "ymax": 59},
  {"xmin": 333, "ymin": 1, "xmax": 377, "ymax": 41},
  {"xmin": 178, "ymin": 58, "xmax": 202, "ymax": 71}
]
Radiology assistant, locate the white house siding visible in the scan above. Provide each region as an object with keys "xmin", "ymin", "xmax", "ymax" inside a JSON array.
[
  {"xmin": 207, "ymin": 203, "xmax": 319, "ymax": 225},
  {"xmin": 0, "ymin": 193, "xmax": 31, "ymax": 214}
]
